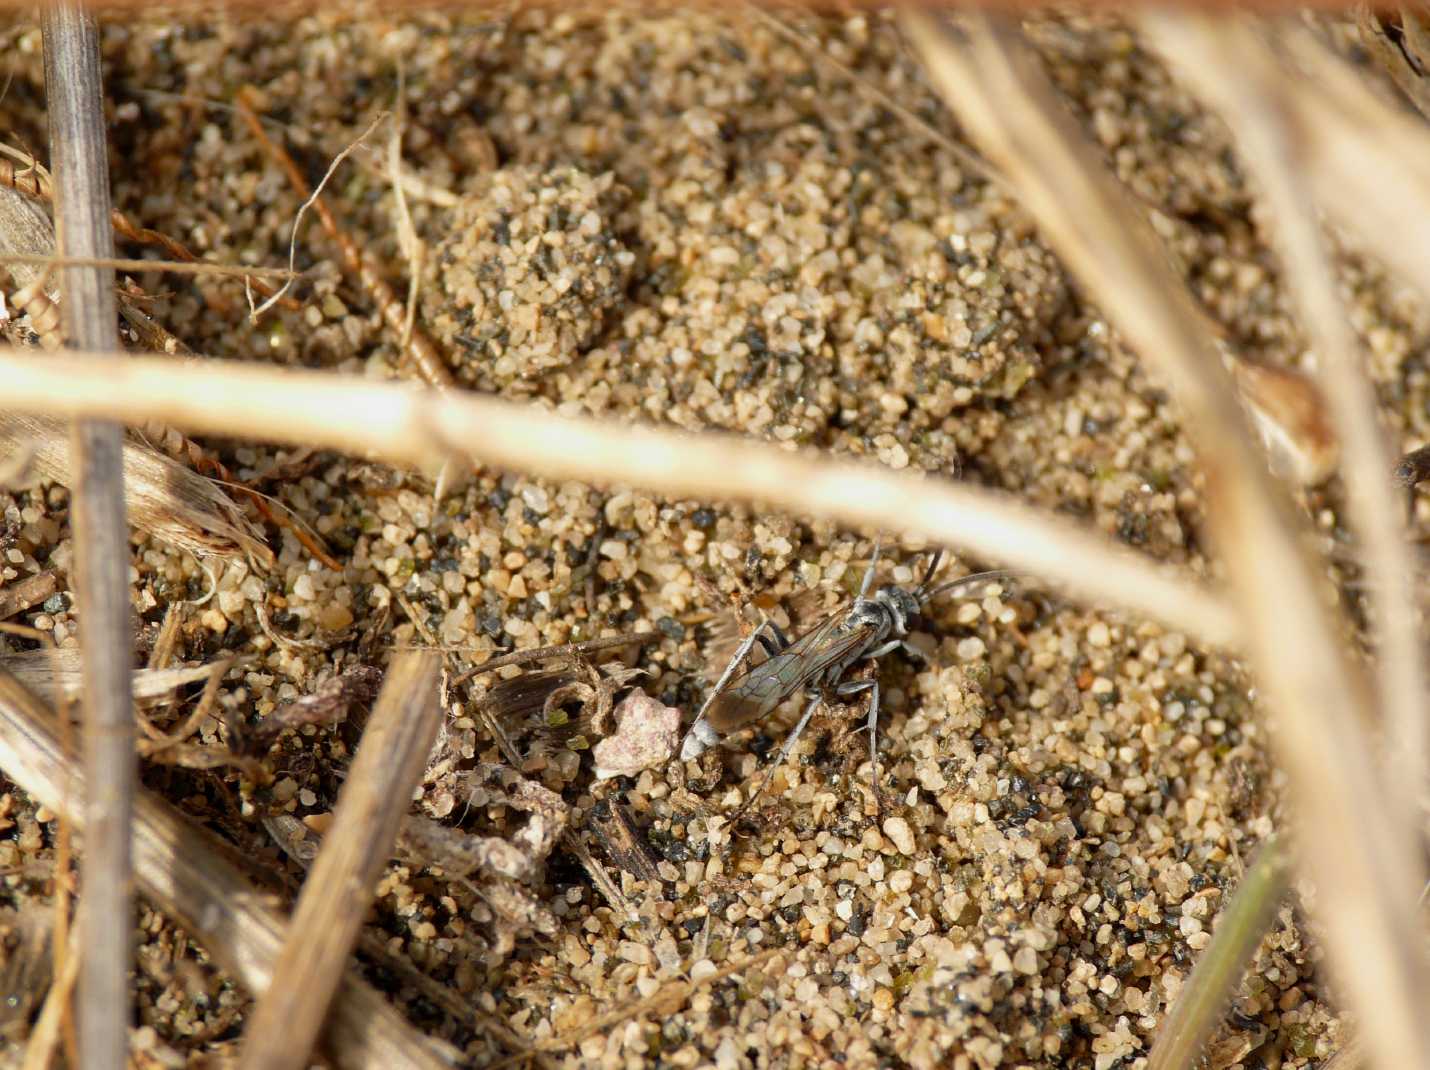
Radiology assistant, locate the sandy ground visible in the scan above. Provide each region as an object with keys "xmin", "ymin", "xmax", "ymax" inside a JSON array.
[{"xmin": 3, "ymin": 6, "xmax": 1425, "ymax": 1068}]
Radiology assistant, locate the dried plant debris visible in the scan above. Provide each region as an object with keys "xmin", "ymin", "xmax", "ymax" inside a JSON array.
[
  {"xmin": 454, "ymin": 653, "xmax": 647, "ymax": 790},
  {"xmin": 0, "ymin": 570, "xmax": 56, "ymax": 621},
  {"xmin": 1359, "ymin": 7, "xmax": 1430, "ymax": 122},
  {"xmin": 0, "ymin": 183, "xmax": 270, "ymax": 567},
  {"xmin": 0, "ymin": 414, "xmax": 272, "ymax": 566},
  {"xmin": 0, "ymin": 647, "xmax": 221, "ymax": 706},
  {"xmin": 1228, "ymin": 356, "xmax": 1339, "ymax": 486},
  {"xmin": 585, "ymin": 797, "xmax": 666, "ymax": 887},
  {"xmin": 243, "ymin": 663, "xmax": 383, "ymax": 752},
  {"xmin": 398, "ymin": 766, "xmax": 568, "ymax": 963},
  {"xmin": 421, "ymin": 165, "xmax": 634, "ymax": 390}
]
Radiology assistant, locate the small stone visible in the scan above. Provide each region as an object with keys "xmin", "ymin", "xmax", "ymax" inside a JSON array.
[
  {"xmin": 592, "ymin": 688, "xmax": 681, "ymax": 780},
  {"xmin": 883, "ymin": 816, "xmax": 916, "ymax": 855},
  {"xmin": 318, "ymin": 602, "xmax": 354, "ymax": 631}
]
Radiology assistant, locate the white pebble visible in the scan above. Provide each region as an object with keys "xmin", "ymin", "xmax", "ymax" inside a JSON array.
[{"xmin": 883, "ymin": 816, "xmax": 916, "ymax": 855}]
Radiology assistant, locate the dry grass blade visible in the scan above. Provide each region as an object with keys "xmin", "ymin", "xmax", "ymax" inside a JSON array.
[
  {"xmin": 20, "ymin": 919, "xmax": 80, "ymax": 1070},
  {"xmin": 1147, "ymin": 835, "xmax": 1291, "ymax": 1070},
  {"xmin": 0, "ymin": 413, "xmax": 271, "ymax": 565},
  {"xmin": 238, "ymin": 651, "xmax": 442, "ymax": 1070},
  {"xmin": 0, "ymin": 670, "xmax": 457, "ymax": 1070},
  {"xmin": 0, "ymin": 178, "xmax": 275, "ymax": 567},
  {"xmin": 900, "ymin": 12, "xmax": 1429, "ymax": 1070},
  {"xmin": 41, "ymin": 8, "xmax": 133, "ymax": 1068},
  {"xmin": 1356, "ymin": 7, "xmax": 1430, "ymax": 123},
  {"xmin": 1139, "ymin": 8, "xmax": 1430, "ymax": 843},
  {"xmin": 0, "ymin": 349, "xmax": 1243, "ymax": 650},
  {"xmin": 0, "ymin": 251, "xmax": 295, "ymax": 280},
  {"xmin": 0, "ymin": 648, "xmax": 222, "ymax": 706}
]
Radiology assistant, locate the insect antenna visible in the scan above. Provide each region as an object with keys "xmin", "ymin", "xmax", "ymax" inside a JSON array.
[
  {"xmin": 858, "ymin": 538, "xmax": 883, "ymax": 598},
  {"xmin": 920, "ymin": 568, "xmax": 1012, "ymax": 608},
  {"xmin": 913, "ymin": 549, "xmax": 945, "ymax": 598}
]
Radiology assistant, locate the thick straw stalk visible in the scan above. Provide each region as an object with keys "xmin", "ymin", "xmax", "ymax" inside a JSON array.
[
  {"xmin": 1138, "ymin": 8, "xmax": 1430, "ymax": 853},
  {"xmin": 0, "ymin": 348, "xmax": 1239, "ymax": 649},
  {"xmin": 237, "ymin": 651, "xmax": 442, "ymax": 1070},
  {"xmin": 41, "ymin": 8, "xmax": 133, "ymax": 1069}
]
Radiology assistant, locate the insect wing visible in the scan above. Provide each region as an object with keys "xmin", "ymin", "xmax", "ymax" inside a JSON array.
[{"xmin": 704, "ymin": 611, "xmax": 877, "ymax": 733}]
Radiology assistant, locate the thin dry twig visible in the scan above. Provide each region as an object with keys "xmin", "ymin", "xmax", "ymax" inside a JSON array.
[
  {"xmin": 1146, "ymin": 835, "xmax": 1290, "ymax": 1070},
  {"xmin": 0, "ymin": 181, "xmax": 284, "ymax": 569},
  {"xmin": 900, "ymin": 13, "xmax": 1429, "ymax": 1070},
  {"xmin": 0, "ymin": 670, "xmax": 458, "ymax": 1070},
  {"xmin": 20, "ymin": 918, "xmax": 81, "ymax": 1070},
  {"xmin": 0, "ymin": 250, "xmax": 295, "ymax": 280},
  {"xmin": 0, "ymin": 349, "xmax": 1244, "ymax": 650},
  {"xmin": 233, "ymin": 88, "xmax": 457, "ymax": 391},
  {"xmin": 0, "ymin": 147, "xmax": 302, "ymax": 309},
  {"xmin": 450, "ymin": 632, "xmax": 658, "ymax": 687},
  {"xmin": 237, "ymin": 651, "xmax": 442, "ymax": 1070},
  {"xmin": 1140, "ymin": 8, "xmax": 1430, "ymax": 855},
  {"xmin": 0, "ymin": 648, "xmax": 223, "ymax": 707},
  {"xmin": 41, "ymin": 9, "xmax": 132, "ymax": 1067},
  {"xmin": 0, "ymin": 571, "xmax": 57, "ymax": 621},
  {"xmin": 247, "ymin": 108, "xmax": 387, "ymax": 320}
]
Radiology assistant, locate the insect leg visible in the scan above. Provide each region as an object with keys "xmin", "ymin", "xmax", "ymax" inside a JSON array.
[
  {"xmin": 756, "ymin": 619, "xmax": 791, "ymax": 659},
  {"xmin": 835, "ymin": 677, "xmax": 881, "ymax": 792},
  {"xmin": 864, "ymin": 639, "xmax": 902, "ymax": 660},
  {"xmin": 771, "ymin": 690, "xmax": 824, "ymax": 771},
  {"xmin": 865, "ymin": 639, "xmax": 929, "ymax": 666},
  {"xmin": 730, "ymin": 690, "xmax": 824, "ymax": 820},
  {"xmin": 680, "ymin": 617, "xmax": 776, "ymax": 761}
]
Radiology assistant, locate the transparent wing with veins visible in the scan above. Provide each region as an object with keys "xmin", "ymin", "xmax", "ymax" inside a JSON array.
[{"xmin": 703, "ymin": 609, "xmax": 878, "ymax": 734}]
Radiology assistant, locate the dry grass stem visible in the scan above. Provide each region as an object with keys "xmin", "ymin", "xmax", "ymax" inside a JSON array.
[
  {"xmin": 237, "ymin": 651, "xmax": 442, "ymax": 1070},
  {"xmin": 246, "ymin": 108, "xmax": 387, "ymax": 320},
  {"xmin": 901, "ymin": 12, "xmax": 1429, "ymax": 1069},
  {"xmin": 1269, "ymin": 22, "xmax": 1430, "ymax": 307},
  {"xmin": 0, "ymin": 146, "xmax": 301, "ymax": 309},
  {"xmin": 450, "ymin": 632, "xmax": 657, "ymax": 686},
  {"xmin": 0, "ymin": 670, "xmax": 458, "ymax": 1070},
  {"xmin": 1356, "ymin": 8, "xmax": 1430, "ymax": 123},
  {"xmin": 1140, "ymin": 8, "xmax": 1430, "ymax": 847},
  {"xmin": 1147, "ymin": 835, "xmax": 1291, "ymax": 1070},
  {"xmin": 0, "ymin": 138, "xmax": 274, "ymax": 567},
  {"xmin": 20, "ymin": 917, "xmax": 80, "ymax": 1070},
  {"xmin": 0, "ymin": 348, "xmax": 1242, "ymax": 649},
  {"xmin": 41, "ymin": 9, "xmax": 133, "ymax": 1068}
]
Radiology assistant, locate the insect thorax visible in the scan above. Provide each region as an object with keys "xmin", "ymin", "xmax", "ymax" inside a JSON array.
[{"xmin": 872, "ymin": 586, "xmax": 920, "ymax": 635}]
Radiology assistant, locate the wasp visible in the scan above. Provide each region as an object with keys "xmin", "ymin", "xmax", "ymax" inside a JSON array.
[{"xmin": 680, "ymin": 542, "xmax": 1005, "ymax": 806}]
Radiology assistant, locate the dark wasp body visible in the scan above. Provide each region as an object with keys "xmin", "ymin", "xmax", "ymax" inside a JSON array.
[{"xmin": 680, "ymin": 543, "xmax": 1003, "ymax": 804}]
